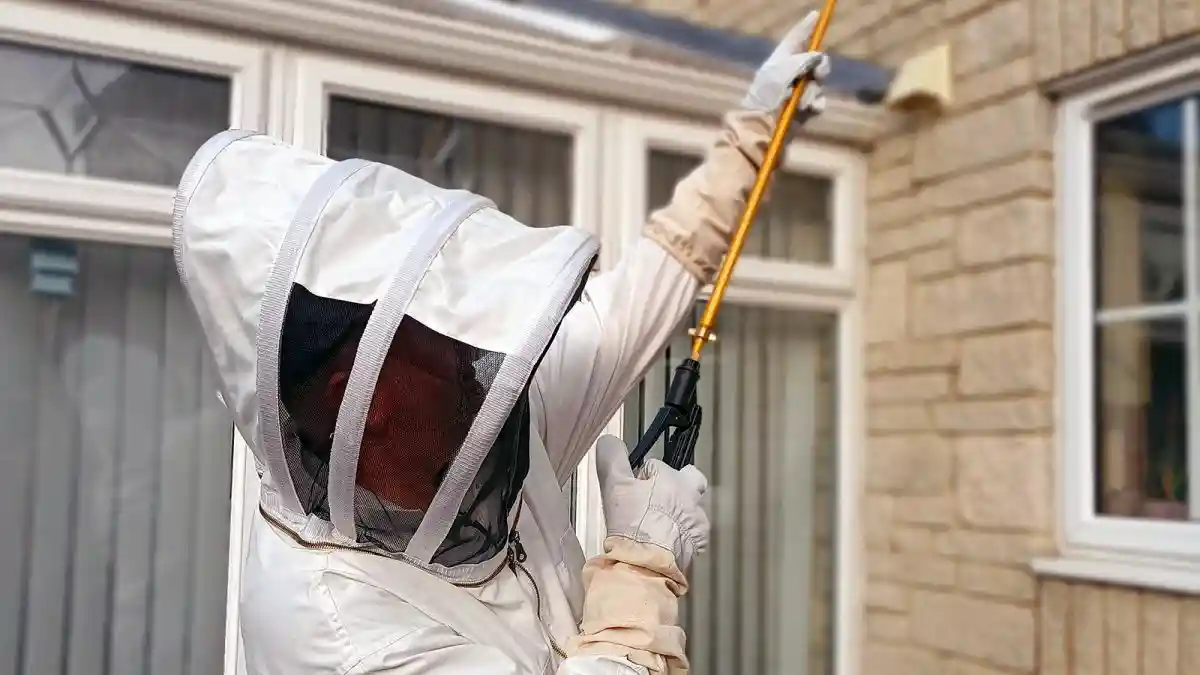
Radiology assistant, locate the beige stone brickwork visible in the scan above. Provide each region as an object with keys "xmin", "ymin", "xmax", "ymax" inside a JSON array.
[
  {"xmin": 1040, "ymin": 580, "xmax": 1200, "ymax": 675},
  {"xmin": 609, "ymin": 0, "xmax": 1200, "ymax": 673}
]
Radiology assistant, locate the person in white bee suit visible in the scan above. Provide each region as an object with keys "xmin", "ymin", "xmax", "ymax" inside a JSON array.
[{"xmin": 172, "ymin": 11, "xmax": 829, "ymax": 675}]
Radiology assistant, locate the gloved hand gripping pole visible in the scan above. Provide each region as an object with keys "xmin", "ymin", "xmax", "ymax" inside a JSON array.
[{"xmin": 630, "ymin": 0, "xmax": 840, "ymax": 472}]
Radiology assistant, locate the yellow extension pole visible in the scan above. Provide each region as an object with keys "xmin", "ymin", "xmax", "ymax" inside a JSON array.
[{"xmin": 689, "ymin": 0, "xmax": 840, "ymax": 361}]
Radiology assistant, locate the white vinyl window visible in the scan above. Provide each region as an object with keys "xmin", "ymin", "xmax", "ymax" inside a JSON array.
[
  {"xmin": 1052, "ymin": 54, "xmax": 1200, "ymax": 586},
  {"xmin": 605, "ymin": 115, "xmax": 860, "ymax": 309},
  {"xmin": 0, "ymin": 2, "xmax": 269, "ymax": 675},
  {"xmin": 0, "ymin": 0, "xmax": 264, "ymax": 248},
  {"xmin": 289, "ymin": 53, "xmax": 600, "ymax": 235},
  {"xmin": 590, "ymin": 113, "xmax": 864, "ymax": 675}
]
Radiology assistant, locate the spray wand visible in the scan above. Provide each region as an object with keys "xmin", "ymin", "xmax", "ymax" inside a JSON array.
[{"xmin": 630, "ymin": 0, "xmax": 840, "ymax": 471}]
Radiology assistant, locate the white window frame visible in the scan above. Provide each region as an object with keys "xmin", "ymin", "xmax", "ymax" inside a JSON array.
[
  {"xmin": 0, "ymin": 4, "xmax": 268, "ymax": 674},
  {"xmin": 0, "ymin": 0, "xmax": 266, "ymax": 249},
  {"xmin": 604, "ymin": 113, "xmax": 860, "ymax": 309},
  {"xmin": 286, "ymin": 52, "xmax": 602, "ymax": 237},
  {"xmin": 1045, "ymin": 53, "xmax": 1200, "ymax": 590},
  {"xmin": 584, "ymin": 111, "xmax": 865, "ymax": 675}
]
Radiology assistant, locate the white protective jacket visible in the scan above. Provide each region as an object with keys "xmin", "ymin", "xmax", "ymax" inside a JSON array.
[
  {"xmin": 222, "ymin": 110, "xmax": 774, "ymax": 675},
  {"xmin": 168, "ymin": 7, "xmax": 828, "ymax": 670}
]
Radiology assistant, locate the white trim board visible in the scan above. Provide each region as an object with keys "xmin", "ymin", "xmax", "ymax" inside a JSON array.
[
  {"xmin": 1033, "ymin": 554, "xmax": 1200, "ymax": 596},
  {"xmin": 82, "ymin": 0, "xmax": 890, "ymax": 145}
]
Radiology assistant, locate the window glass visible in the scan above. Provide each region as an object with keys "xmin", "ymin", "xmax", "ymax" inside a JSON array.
[
  {"xmin": 327, "ymin": 96, "xmax": 573, "ymax": 228},
  {"xmin": 0, "ymin": 41, "xmax": 231, "ymax": 186},
  {"xmin": 1094, "ymin": 99, "xmax": 1185, "ymax": 309},
  {"xmin": 1092, "ymin": 96, "xmax": 1195, "ymax": 520},
  {"xmin": 625, "ymin": 303, "xmax": 838, "ymax": 675}
]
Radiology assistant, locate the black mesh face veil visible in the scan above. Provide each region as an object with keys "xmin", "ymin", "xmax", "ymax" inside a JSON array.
[{"xmin": 274, "ymin": 263, "xmax": 590, "ymax": 568}]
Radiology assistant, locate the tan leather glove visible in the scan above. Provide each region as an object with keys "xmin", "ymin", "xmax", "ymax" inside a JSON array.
[{"xmin": 564, "ymin": 436, "xmax": 709, "ymax": 674}]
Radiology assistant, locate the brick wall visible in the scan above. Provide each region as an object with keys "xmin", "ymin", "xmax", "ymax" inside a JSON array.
[{"xmin": 611, "ymin": 1, "xmax": 1200, "ymax": 674}]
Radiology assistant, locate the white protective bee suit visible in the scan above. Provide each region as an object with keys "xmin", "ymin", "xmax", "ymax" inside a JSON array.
[{"xmin": 171, "ymin": 12, "xmax": 829, "ymax": 675}]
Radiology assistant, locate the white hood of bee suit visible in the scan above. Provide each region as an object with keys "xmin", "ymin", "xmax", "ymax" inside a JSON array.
[{"xmin": 172, "ymin": 130, "xmax": 598, "ymax": 580}]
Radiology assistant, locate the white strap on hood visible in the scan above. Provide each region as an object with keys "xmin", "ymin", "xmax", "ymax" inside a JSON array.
[
  {"xmin": 325, "ymin": 191, "xmax": 492, "ymax": 539},
  {"xmin": 257, "ymin": 157, "xmax": 375, "ymax": 518}
]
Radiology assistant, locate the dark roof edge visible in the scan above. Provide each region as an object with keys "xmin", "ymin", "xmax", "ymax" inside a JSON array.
[{"xmin": 521, "ymin": 0, "xmax": 894, "ymax": 104}]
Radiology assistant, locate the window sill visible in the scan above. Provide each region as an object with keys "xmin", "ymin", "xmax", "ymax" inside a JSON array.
[{"xmin": 1032, "ymin": 555, "xmax": 1200, "ymax": 595}]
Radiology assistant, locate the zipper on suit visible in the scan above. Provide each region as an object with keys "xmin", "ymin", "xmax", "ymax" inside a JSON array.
[
  {"xmin": 509, "ymin": 537, "xmax": 568, "ymax": 660},
  {"xmin": 456, "ymin": 500, "xmax": 568, "ymax": 659}
]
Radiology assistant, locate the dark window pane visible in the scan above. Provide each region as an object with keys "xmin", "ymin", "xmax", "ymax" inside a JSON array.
[
  {"xmin": 326, "ymin": 96, "xmax": 573, "ymax": 229},
  {"xmin": 1095, "ymin": 318, "xmax": 1188, "ymax": 520},
  {"xmin": 1094, "ymin": 99, "xmax": 1186, "ymax": 308},
  {"xmin": 648, "ymin": 150, "xmax": 833, "ymax": 264},
  {"xmin": 0, "ymin": 41, "xmax": 231, "ymax": 186}
]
